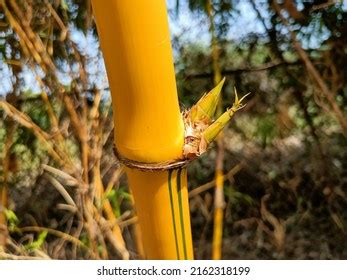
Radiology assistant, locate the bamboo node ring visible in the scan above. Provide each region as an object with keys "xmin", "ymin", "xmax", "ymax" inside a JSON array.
[{"xmin": 113, "ymin": 146, "xmax": 192, "ymax": 171}]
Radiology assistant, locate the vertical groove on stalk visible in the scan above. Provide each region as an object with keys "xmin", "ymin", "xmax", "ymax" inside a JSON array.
[
  {"xmin": 177, "ymin": 168, "xmax": 188, "ymax": 259},
  {"xmin": 168, "ymin": 170, "xmax": 180, "ymax": 259}
]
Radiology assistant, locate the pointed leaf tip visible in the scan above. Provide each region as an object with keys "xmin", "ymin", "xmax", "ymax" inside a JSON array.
[
  {"xmin": 190, "ymin": 77, "xmax": 226, "ymax": 123},
  {"xmin": 234, "ymin": 87, "xmax": 239, "ymax": 104},
  {"xmin": 239, "ymin": 92, "xmax": 251, "ymax": 104},
  {"xmin": 232, "ymin": 88, "xmax": 251, "ymax": 111}
]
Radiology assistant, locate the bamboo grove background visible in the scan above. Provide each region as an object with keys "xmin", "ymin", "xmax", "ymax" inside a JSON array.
[{"xmin": 0, "ymin": 0, "xmax": 346, "ymax": 259}]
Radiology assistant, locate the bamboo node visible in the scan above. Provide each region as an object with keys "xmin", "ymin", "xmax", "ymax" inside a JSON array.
[{"xmin": 113, "ymin": 146, "xmax": 192, "ymax": 171}]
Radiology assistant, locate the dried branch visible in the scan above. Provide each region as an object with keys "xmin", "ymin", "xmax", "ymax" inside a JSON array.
[
  {"xmin": 187, "ymin": 60, "xmax": 300, "ymax": 79},
  {"xmin": 189, "ymin": 163, "xmax": 243, "ymax": 198},
  {"xmin": 44, "ymin": 173, "xmax": 77, "ymax": 209},
  {"xmin": 0, "ymin": 100, "xmax": 65, "ymax": 166},
  {"xmin": 272, "ymin": 0, "xmax": 347, "ymax": 137}
]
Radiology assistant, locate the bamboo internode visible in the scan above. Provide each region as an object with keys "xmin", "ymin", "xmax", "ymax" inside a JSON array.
[{"xmin": 91, "ymin": 0, "xmax": 184, "ymax": 163}]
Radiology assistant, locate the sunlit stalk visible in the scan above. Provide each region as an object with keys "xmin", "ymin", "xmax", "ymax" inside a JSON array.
[
  {"xmin": 91, "ymin": 0, "xmax": 194, "ymax": 259},
  {"xmin": 206, "ymin": 0, "xmax": 225, "ymax": 260}
]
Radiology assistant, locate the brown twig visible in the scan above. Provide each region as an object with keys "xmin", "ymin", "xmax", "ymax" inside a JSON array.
[
  {"xmin": 17, "ymin": 226, "xmax": 97, "ymax": 258},
  {"xmin": 0, "ymin": 100, "xmax": 65, "ymax": 166},
  {"xmin": 187, "ymin": 60, "xmax": 300, "ymax": 79},
  {"xmin": 189, "ymin": 163, "xmax": 243, "ymax": 198},
  {"xmin": 272, "ymin": 0, "xmax": 347, "ymax": 137}
]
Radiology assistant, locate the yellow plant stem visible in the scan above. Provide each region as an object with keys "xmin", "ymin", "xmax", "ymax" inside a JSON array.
[
  {"xmin": 212, "ymin": 161, "xmax": 225, "ymax": 260},
  {"xmin": 207, "ymin": 0, "xmax": 226, "ymax": 260},
  {"xmin": 91, "ymin": 0, "xmax": 193, "ymax": 259},
  {"xmin": 127, "ymin": 168, "xmax": 193, "ymax": 259}
]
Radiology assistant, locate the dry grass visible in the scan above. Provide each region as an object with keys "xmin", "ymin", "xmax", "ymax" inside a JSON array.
[{"xmin": 0, "ymin": 0, "xmax": 136, "ymax": 260}]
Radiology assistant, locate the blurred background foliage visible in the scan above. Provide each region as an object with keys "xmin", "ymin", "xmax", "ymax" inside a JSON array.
[{"xmin": 0, "ymin": 0, "xmax": 346, "ymax": 259}]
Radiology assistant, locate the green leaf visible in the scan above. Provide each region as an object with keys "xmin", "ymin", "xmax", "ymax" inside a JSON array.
[
  {"xmin": 24, "ymin": 230, "xmax": 48, "ymax": 252},
  {"xmin": 190, "ymin": 77, "xmax": 225, "ymax": 124}
]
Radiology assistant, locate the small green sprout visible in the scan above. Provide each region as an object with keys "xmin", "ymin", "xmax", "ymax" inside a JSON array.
[
  {"xmin": 24, "ymin": 230, "xmax": 48, "ymax": 252},
  {"xmin": 183, "ymin": 80, "xmax": 250, "ymax": 159},
  {"xmin": 189, "ymin": 77, "xmax": 225, "ymax": 124},
  {"xmin": 4, "ymin": 209, "xmax": 19, "ymax": 232},
  {"xmin": 202, "ymin": 88, "xmax": 251, "ymax": 144}
]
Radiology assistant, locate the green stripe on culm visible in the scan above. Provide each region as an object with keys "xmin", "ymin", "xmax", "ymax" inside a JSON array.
[
  {"xmin": 177, "ymin": 168, "xmax": 188, "ymax": 259},
  {"xmin": 168, "ymin": 170, "xmax": 180, "ymax": 259}
]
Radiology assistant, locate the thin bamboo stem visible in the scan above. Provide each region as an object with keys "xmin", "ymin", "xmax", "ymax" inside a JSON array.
[
  {"xmin": 94, "ymin": 165, "xmax": 129, "ymax": 259},
  {"xmin": 206, "ymin": 0, "xmax": 226, "ymax": 260},
  {"xmin": 0, "ymin": 119, "xmax": 15, "ymax": 249},
  {"xmin": 0, "ymin": 101, "xmax": 65, "ymax": 167},
  {"xmin": 272, "ymin": 1, "xmax": 347, "ymax": 137}
]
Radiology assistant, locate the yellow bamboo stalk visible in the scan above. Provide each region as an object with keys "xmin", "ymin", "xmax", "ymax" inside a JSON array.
[
  {"xmin": 91, "ymin": 0, "xmax": 193, "ymax": 259},
  {"xmin": 206, "ymin": 0, "xmax": 225, "ymax": 260}
]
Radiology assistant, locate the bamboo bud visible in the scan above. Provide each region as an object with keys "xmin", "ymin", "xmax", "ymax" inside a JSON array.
[
  {"xmin": 184, "ymin": 85, "xmax": 249, "ymax": 158},
  {"xmin": 202, "ymin": 88, "xmax": 250, "ymax": 145},
  {"xmin": 190, "ymin": 77, "xmax": 225, "ymax": 124}
]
